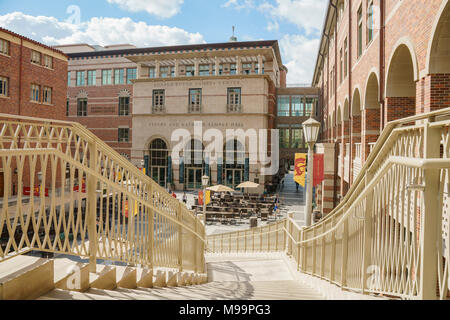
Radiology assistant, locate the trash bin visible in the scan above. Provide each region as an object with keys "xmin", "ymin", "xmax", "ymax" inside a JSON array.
[{"xmin": 250, "ymin": 217, "xmax": 258, "ymax": 228}]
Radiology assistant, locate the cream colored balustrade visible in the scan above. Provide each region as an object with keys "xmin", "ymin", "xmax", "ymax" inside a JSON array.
[{"xmin": 0, "ymin": 114, "xmax": 205, "ymax": 274}]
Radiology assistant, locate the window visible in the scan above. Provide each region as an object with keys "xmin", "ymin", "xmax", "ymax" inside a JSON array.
[
  {"xmin": 291, "ymin": 125, "xmax": 304, "ymax": 148},
  {"xmin": 87, "ymin": 70, "xmax": 96, "ymax": 86},
  {"xmin": 148, "ymin": 67, "xmax": 156, "ymax": 78},
  {"xmin": 0, "ymin": 39, "xmax": 10, "ymax": 55},
  {"xmin": 219, "ymin": 65, "xmax": 223, "ymax": 75},
  {"xmin": 188, "ymin": 88, "xmax": 202, "ymax": 112},
  {"xmin": 77, "ymin": 98, "xmax": 88, "ymax": 116},
  {"xmin": 305, "ymin": 98, "xmax": 314, "ymax": 117},
  {"xmin": 66, "ymin": 99, "xmax": 69, "ymax": 116},
  {"xmin": 255, "ymin": 63, "xmax": 264, "ymax": 74},
  {"xmin": 277, "ymin": 96, "xmax": 290, "ymax": 117},
  {"xmin": 43, "ymin": 55, "xmax": 53, "ymax": 69},
  {"xmin": 344, "ymin": 38, "xmax": 348, "ymax": 78},
  {"xmin": 339, "ymin": 48, "xmax": 343, "ymax": 84},
  {"xmin": 185, "ymin": 65, "xmax": 195, "ymax": 76},
  {"xmin": 152, "ymin": 89, "xmax": 165, "ymax": 112},
  {"xmin": 127, "ymin": 68, "xmax": 137, "ymax": 84},
  {"xmin": 76, "ymin": 71, "xmax": 85, "ymax": 86},
  {"xmin": 338, "ymin": 1, "xmax": 344, "ymax": 22},
  {"xmin": 30, "ymin": 84, "xmax": 40, "ymax": 102},
  {"xmin": 357, "ymin": 5, "xmax": 363, "ymax": 58},
  {"xmin": 0, "ymin": 76, "xmax": 8, "ymax": 97},
  {"xmin": 43, "ymin": 86, "xmax": 52, "ymax": 104},
  {"xmin": 171, "ymin": 66, "xmax": 175, "ymax": 77},
  {"xmin": 227, "ymin": 88, "xmax": 241, "ymax": 105},
  {"xmin": 67, "ymin": 71, "xmax": 71, "ymax": 87},
  {"xmin": 367, "ymin": 0, "xmax": 374, "ymax": 44},
  {"xmin": 119, "ymin": 97, "xmax": 129, "ymax": 116},
  {"xmin": 31, "ymin": 50, "xmax": 41, "ymax": 65},
  {"xmin": 291, "ymin": 96, "xmax": 303, "ymax": 116},
  {"xmin": 242, "ymin": 63, "xmax": 252, "ymax": 75},
  {"xmin": 230, "ymin": 63, "xmax": 237, "ymax": 75},
  {"xmin": 102, "ymin": 69, "xmax": 112, "ymax": 85},
  {"xmin": 199, "ymin": 65, "xmax": 210, "ymax": 76},
  {"xmin": 118, "ymin": 128, "xmax": 129, "ymax": 142},
  {"xmin": 114, "ymin": 69, "xmax": 124, "ymax": 84},
  {"xmin": 278, "ymin": 125, "xmax": 290, "ymax": 149},
  {"xmin": 160, "ymin": 66, "xmax": 169, "ymax": 78}
]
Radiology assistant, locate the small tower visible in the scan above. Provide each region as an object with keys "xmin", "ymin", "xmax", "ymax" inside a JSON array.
[{"xmin": 229, "ymin": 26, "xmax": 237, "ymax": 42}]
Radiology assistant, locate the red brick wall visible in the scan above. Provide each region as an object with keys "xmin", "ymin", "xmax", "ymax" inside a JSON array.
[
  {"xmin": 0, "ymin": 39, "xmax": 67, "ymax": 120},
  {"xmin": 385, "ymin": 97, "xmax": 416, "ymax": 122}
]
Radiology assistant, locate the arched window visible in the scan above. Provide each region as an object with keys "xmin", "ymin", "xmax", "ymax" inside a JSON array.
[
  {"xmin": 223, "ymin": 139, "xmax": 245, "ymax": 188},
  {"xmin": 149, "ymin": 139, "xmax": 168, "ymax": 187},
  {"xmin": 184, "ymin": 139, "xmax": 204, "ymax": 190}
]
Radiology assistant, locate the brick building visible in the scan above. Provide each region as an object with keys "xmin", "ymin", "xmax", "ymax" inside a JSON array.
[
  {"xmin": 312, "ymin": 0, "xmax": 450, "ymax": 214},
  {"xmin": 0, "ymin": 27, "xmax": 68, "ymax": 120},
  {"xmin": 0, "ymin": 27, "xmax": 68, "ymax": 196}
]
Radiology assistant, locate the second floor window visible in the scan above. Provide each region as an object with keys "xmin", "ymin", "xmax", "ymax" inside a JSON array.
[
  {"xmin": 242, "ymin": 63, "xmax": 252, "ymax": 75},
  {"xmin": 189, "ymin": 88, "xmax": 202, "ymax": 112},
  {"xmin": 77, "ymin": 98, "xmax": 88, "ymax": 116},
  {"xmin": 255, "ymin": 63, "xmax": 264, "ymax": 74},
  {"xmin": 291, "ymin": 96, "xmax": 303, "ymax": 116},
  {"xmin": 119, "ymin": 97, "xmax": 130, "ymax": 116},
  {"xmin": 149, "ymin": 67, "xmax": 156, "ymax": 78},
  {"xmin": 30, "ymin": 84, "xmax": 40, "ymax": 102},
  {"xmin": 43, "ymin": 55, "xmax": 53, "ymax": 69},
  {"xmin": 66, "ymin": 99, "xmax": 69, "ymax": 116},
  {"xmin": 118, "ymin": 128, "xmax": 129, "ymax": 142},
  {"xmin": 344, "ymin": 38, "xmax": 348, "ymax": 78},
  {"xmin": 160, "ymin": 66, "xmax": 169, "ymax": 78},
  {"xmin": 102, "ymin": 69, "xmax": 112, "ymax": 85},
  {"xmin": 199, "ymin": 65, "xmax": 210, "ymax": 76},
  {"xmin": 114, "ymin": 69, "xmax": 124, "ymax": 84},
  {"xmin": 67, "ymin": 71, "xmax": 71, "ymax": 87},
  {"xmin": 0, "ymin": 39, "xmax": 10, "ymax": 55},
  {"xmin": 230, "ymin": 63, "xmax": 237, "ymax": 75},
  {"xmin": 277, "ymin": 96, "xmax": 290, "ymax": 117},
  {"xmin": 367, "ymin": 0, "xmax": 374, "ymax": 44},
  {"xmin": 31, "ymin": 50, "xmax": 41, "ymax": 65},
  {"xmin": 153, "ymin": 90, "xmax": 165, "ymax": 110},
  {"xmin": 339, "ymin": 48, "xmax": 343, "ymax": 84},
  {"xmin": 76, "ymin": 71, "xmax": 85, "ymax": 86},
  {"xmin": 43, "ymin": 86, "xmax": 52, "ymax": 104},
  {"xmin": 127, "ymin": 68, "xmax": 137, "ymax": 84},
  {"xmin": 227, "ymin": 88, "xmax": 241, "ymax": 105},
  {"xmin": 185, "ymin": 65, "xmax": 195, "ymax": 76},
  {"xmin": 357, "ymin": 5, "xmax": 363, "ymax": 58},
  {"xmin": 0, "ymin": 76, "xmax": 8, "ymax": 97},
  {"xmin": 87, "ymin": 70, "xmax": 96, "ymax": 86}
]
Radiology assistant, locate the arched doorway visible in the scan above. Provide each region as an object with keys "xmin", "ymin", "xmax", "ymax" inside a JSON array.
[
  {"xmin": 184, "ymin": 139, "xmax": 204, "ymax": 190},
  {"xmin": 427, "ymin": 2, "xmax": 450, "ymax": 112},
  {"xmin": 223, "ymin": 139, "xmax": 245, "ymax": 189},
  {"xmin": 364, "ymin": 73, "xmax": 381, "ymax": 160},
  {"xmin": 149, "ymin": 138, "xmax": 169, "ymax": 187},
  {"xmin": 351, "ymin": 88, "xmax": 362, "ymax": 182},
  {"xmin": 386, "ymin": 44, "xmax": 417, "ymax": 122}
]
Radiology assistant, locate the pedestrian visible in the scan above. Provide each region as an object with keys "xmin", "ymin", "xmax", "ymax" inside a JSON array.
[
  {"xmin": 296, "ymin": 182, "xmax": 299, "ymax": 191},
  {"xmin": 172, "ymin": 191, "xmax": 177, "ymax": 199},
  {"xmin": 183, "ymin": 192, "xmax": 187, "ymax": 204}
]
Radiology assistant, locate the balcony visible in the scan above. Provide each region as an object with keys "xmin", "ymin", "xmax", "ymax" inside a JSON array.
[
  {"xmin": 188, "ymin": 103, "xmax": 202, "ymax": 113},
  {"xmin": 152, "ymin": 105, "xmax": 165, "ymax": 113},
  {"xmin": 227, "ymin": 104, "xmax": 242, "ymax": 113}
]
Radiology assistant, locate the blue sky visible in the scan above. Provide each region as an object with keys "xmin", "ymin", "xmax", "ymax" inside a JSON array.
[{"xmin": 0, "ymin": 0, "xmax": 328, "ymax": 84}]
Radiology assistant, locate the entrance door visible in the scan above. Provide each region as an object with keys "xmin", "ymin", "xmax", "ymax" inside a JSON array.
[
  {"xmin": 151, "ymin": 167, "xmax": 167, "ymax": 188},
  {"xmin": 225, "ymin": 169, "xmax": 243, "ymax": 189},
  {"xmin": 186, "ymin": 168, "xmax": 202, "ymax": 190}
]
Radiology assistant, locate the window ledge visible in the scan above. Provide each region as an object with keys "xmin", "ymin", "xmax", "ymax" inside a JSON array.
[
  {"xmin": 0, "ymin": 52, "xmax": 11, "ymax": 58},
  {"xmin": 0, "ymin": 95, "xmax": 10, "ymax": 99},
  {"xmin": 42, "ymin": 102, "xmax": 54, "ymax": 106}
]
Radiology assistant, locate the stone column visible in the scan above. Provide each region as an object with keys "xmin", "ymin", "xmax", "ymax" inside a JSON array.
[
  {"xmin": 316, "ymin": 143, "xmax": 335, "ymax": 216},
  {"xmin": 257, "ymin": 55, "xmax": 263, "ymax": 74},
  {"xmin": 194, "ymin": 58, "xmax": 199, "ymax": 76},
  {"xmin": 174, "ymin": 59, "xmax": 179, "ymax": 77},
  {"xmin": 215, "ymin": 56, "xmax": 219, "ymax": 76},
  {"xmin": 236, "ymin": 56, "xmax": 241, "ymax": 74},
  {"xmin": 155, "ymin": 60, "xmax": 160, "ymax": 78}
]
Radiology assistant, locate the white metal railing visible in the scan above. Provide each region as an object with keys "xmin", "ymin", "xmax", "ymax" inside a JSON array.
[
  {"xmin": 0, "ymin": 113, "xmax": 205, "ymax": 274},
  {"xmin": 208, "ymin": 108, "xmax": 450, "ymax": 299},
  {"xmin": 369, "ymin": 142, "xmax": 376, "ymax": 154},
  {"xmin": 355, "ymin": 143, "xmax": 362, "ymax": 159}
]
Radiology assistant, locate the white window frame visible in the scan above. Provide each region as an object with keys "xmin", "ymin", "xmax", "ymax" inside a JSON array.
[
  {"xmin": 0, "ymin": 76, "xmax": 8, "ymax": 97},
  {"xmin": 31, "ymin": 50, "xmax": 41, "ymax": 65}
]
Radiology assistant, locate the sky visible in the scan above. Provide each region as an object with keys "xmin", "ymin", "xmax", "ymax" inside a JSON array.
[{"xmin": 0, "ymin": 0, "xmax": 328, "ymax": 84}]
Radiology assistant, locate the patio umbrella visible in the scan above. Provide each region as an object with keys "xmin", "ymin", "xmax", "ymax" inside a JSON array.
[
  {"xmin": 237, "ymin": 181, "xmax": 260, "ymax": 195},
  {"xmin": 206, "ymin": 185, "xmax": 235, "ymax": 193}
]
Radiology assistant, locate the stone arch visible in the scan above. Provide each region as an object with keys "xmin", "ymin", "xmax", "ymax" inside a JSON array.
[
  {"xmin": 145, "ymin": 135, "xmax": 171, "ymax": 151},
  {"xmin": 385, "ymin": 39, "xmax": 419, "ymax": 97},
  {"xmin": 77, "ymin": 90, "xmax": 88, "ymax": 99},
  {"xmin": 365, "ymin": 72, "xmax": 380, "ymax": 110},
  {"xmin": 337, "ymin": 105, "xmax": 342, "ymax": 125},
  {"xmin": 426, "ymin": 0, "xmax": 450, "ymax": 74},
  {"xmin": 118, "ymin": 89, "xmax": 131, "ymax": 97},
  {"xmin": 148, "ymin": 137, "xmax": 169, "ymax": 187},
  {"xmin": 385, "ymin": 42, "xmax": 417, "ymax": 122},
  {"xmin": 343, "ymin": 98, "xmax": 350, "ymax": 121}
]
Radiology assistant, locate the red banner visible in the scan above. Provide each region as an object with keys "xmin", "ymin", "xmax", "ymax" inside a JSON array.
[
  {"xmin": 123, "ymin": 200, "xmax": 129, "ymax": 218},
  {"xmin": 73, "ymin": 183, "xmax": 86, "ymax": 193},
  {"xmin": 313, "ymin": 154, "xmax": 324, "ymax": 187},
  {"xmin": 198, "ymin": 191, "xmax": 204, "ymax": 206},
  {"xmin": 23, "ymin": 186, "xmax": 49, "ymax": 197}
]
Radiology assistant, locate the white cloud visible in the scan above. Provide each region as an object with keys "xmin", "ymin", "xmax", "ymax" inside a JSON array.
[
  {"xmin": 106, "ymin": 0, "xmax": 184, "ymax": 19},
  {"xmin": 266, "ymin": 20, "xmax": 279, "ymax": 32},
  {"xmin": 0, "ymin": 12, "xmax": 204, "ymax": 47},
  {"xmin": 222, "ymin": 0, "xmax": 255, "ymax": 10},
  {"xmin": 279, "ymin": 34, "xmax": 320, "ymax": 85}
]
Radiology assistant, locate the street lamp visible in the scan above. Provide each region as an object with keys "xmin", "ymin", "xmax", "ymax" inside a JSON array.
[
  {"xmin": 202, "ymin": 175, "xmax": 209, "ymax": 223},
  {"xmin": 302, "ymin": 117, "xmax": 321, "ymax": 226}
]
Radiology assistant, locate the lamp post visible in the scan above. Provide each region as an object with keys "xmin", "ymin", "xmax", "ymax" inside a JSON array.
[
  {"xmin": 202, "ymin": 175, "xmax": 209, "ymax": 223},
  {"xmin": 302, "ymin": 117, "xmax": 321, "ymax": 226}
]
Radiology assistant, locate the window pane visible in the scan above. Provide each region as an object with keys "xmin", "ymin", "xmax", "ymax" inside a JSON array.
[
  {"xmin": 102, "ymin": 70, "xmax": 112, "ymax": 85},
  {"xmin": 277, "ymin": 96, "xmax": 290, "ymax": 116},
  {"xmin": 114, "ymin": 69, "xmax": 124, "ymax": 84},
  {"xmin": 291, "ymin": 96, "xmax": 303, "ymax": 116}
]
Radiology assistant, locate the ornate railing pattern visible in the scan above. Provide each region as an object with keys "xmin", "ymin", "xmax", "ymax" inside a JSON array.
[
  {"xmin": 0, "ymin": 113, "xmax": 205, "ymax": 273},
  {"xmin": 207, "ymin": 109, "xmax": 450, "ymax": 300}
]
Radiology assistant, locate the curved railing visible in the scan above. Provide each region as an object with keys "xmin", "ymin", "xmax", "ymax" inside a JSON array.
[
  {"xmin": 0, "ymin": 113, "xmax": 205, "ymax": 273},
  {"xmin": 207, "ymin": 108, "xmax": 450, "ymax": 299}
]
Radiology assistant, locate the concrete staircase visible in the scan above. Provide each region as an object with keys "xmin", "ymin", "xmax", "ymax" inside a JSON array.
[{"xmin": 0, "ymin": 254, "xmax": 206, "ymax": 300}]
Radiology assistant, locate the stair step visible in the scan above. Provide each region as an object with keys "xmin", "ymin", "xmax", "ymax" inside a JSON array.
[
  {"xmin": 0, "ymin": 255, "xmax": 54, "ymax": 300},
  {"xmin": 53, "ymin": 258, "xmax": 89, "ymax": 292},
  {"xmin": 115, "ymin": 266, "xmax": 137, "ymax": 289},
  {"xmin": 89, "ymin": 265, "xmax": 116, "ymax": 290},
  {"xmin": 137, "ymin": 268, "xmax": 153, "ymax": 288},
  {"xmin": 37, "ymin": 288, "xmax": 117, "ymax": 300}
]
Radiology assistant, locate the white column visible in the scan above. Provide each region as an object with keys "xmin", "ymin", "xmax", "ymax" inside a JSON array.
[
  {"xmin": 215, "ymin": 57, "xmax": 219, "ymax": 76},
  {"xmin": 258, "ymin": 55, "xmax": 263, "ymax": 74},
  {"xmin": 194, "ymin": 58, "xmax": 199, "ymax": 76},
  {"xmin": 236, "ymin": 56, "xmax": 241, "ymax": 74},
  {"xmin": 174, "ymin": 59, "xmax": 179, "ymax": 77},
  {"xmin": 155, "ymin": 60, "xmax": 160, "ymax": 78}
]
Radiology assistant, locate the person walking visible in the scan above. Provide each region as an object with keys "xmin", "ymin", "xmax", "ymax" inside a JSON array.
[{"xmin": 182, "ymin": 192, "xmax": 187, "ymax": 205}]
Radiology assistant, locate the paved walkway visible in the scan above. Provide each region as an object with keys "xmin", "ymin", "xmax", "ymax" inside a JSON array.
[{"xmin": 278, "ymin": 172, "xmax": 306, "ymax": 227}]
